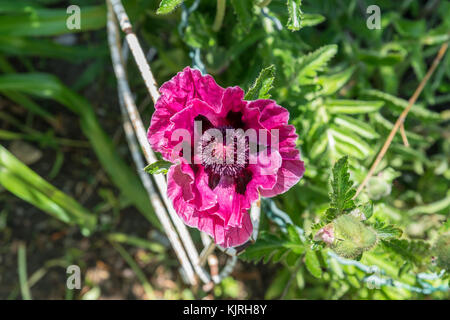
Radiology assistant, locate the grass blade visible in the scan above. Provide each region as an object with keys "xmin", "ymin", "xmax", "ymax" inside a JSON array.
[
  {"xmin": 0, "ymin": 73, "xmax": 161, "ymax": 230},
  {"xmin": 0, "ymin": 145, "xmax": 97, "ymax": 234},
  {"xmin": 17, "ymin": 242, "xmax": 32, "ymax": 300}
]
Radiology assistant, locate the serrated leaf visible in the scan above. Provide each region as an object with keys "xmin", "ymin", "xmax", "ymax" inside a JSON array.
[
  {"xmin": 240, "ymin": 231, "xmax": 304, "ymax": 264},
  {"xmin": 156, "ymin": 0, "xmax": 183, "ymax": 15},
  {"xmin": 382, "ymin": 238, "xmax": 431, "ymax": 266},
  {"xmin": 286, "ymin": 0, "xmax": 303, "ymax": 31},
  {"xmin": 245, "ymin": 65, "xmax": 275, "ymax": 100},
  {"xmin": 328, "ymin": 156, "xmax": 356, "ymax": 217},
  {"xmin": 316, "ymin": 66, "xmax": 355, "ymax": 96},
  {"xmin": 144, "ymin": 160, "xmax": 174, "ymax": 175},
  {"xmin": 287, "ymin": 224, "xmax": 301, "ymax": 244},
  {"xmin": 359, "ymin": 201, "xmax": 373, "ymax": 220},
  {"xmin": 297, "ymin": 45, "xmax": 338, "ymax": 84},
  {"xmin": 312, "ymin": 156, "xmax": 359, "ymax": 230},
  {"xmin": 371, "ymin": 220, "xmax": 403, "ymax": 240},
  {"xmin": 305, "ymin": 250, "xmax": 322, "ymax": 278}
]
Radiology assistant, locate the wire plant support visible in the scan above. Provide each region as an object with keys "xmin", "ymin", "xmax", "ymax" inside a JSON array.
[{"xmin": 106, "ymin": 0, "xmax": 261, "ymax": 288}]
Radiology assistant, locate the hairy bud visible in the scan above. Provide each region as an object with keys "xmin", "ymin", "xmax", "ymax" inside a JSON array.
[{"xmin": 331, "ymin": 215, "xmax": 378, "ymax": 259}]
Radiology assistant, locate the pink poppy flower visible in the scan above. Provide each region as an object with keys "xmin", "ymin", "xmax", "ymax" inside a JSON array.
[{"xmin": 147, "ymin": 67, "xmax": 305, "ymax": 247}]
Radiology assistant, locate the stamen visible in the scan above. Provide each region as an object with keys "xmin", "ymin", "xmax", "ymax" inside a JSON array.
[{"xmin": 201, "ymin": 126, "xmax": 249, "ymax": 178}]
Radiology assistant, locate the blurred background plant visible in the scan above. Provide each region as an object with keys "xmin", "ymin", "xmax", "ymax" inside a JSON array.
[{"xmin": 0, "ymin": 0, "xmax": 448, "ymax": 300}]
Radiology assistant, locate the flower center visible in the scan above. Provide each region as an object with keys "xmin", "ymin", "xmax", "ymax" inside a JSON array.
[{"xmin": 201, "ymin": 126, "xmax": 249, "ymax": 178}]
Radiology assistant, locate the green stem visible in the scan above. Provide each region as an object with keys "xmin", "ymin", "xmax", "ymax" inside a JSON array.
[
  {"xmin": 18, "ymin": 243, "xmax": 32, "ymax": 300},
  {"xmin": 212, "ymin": 0, "xmax": 226, "ymax": 32}
]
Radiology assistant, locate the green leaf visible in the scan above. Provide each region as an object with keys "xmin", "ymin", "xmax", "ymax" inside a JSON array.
[
  {"xmin": 329, "ymin": 156, "xmax": 356, "ymax": 217},
  {"xmin": 297, "ymin": 45, "xmax": 338, "ymax": 84},
  {"xmin": 0, "ymin": 145, "xmax": 97, "ymax": 234},
  {"xmin": 286, "ymin": 0, "xmax": 303, "ymax": 31},
  {"xmin": 156, "ymin": 0, "xmax": 183, "ymax": 15},
  {"xmin": 304, "ymin": 250, "xmax": 322, "ymax": 278},
  {"xmin": 357, "ymin": 50, "xmax": 405, "ymax": 66},
  {"xmin": 324, "ymin": 99, "xmax": 384, "ymax": 114},
  {"xmin": 240, "ymin": 231, "xmax": 304, "ymax": 264},
  {"xmin": 311, "ymin": 156, "xmax": 359, "ymax": 233},
  {"xmin": 301, "ymin": 13, "xmax": 325, "ymax": 28},
  {"xmin": 382, "ymin": 239, "xmax": 431, "ymax": 267},
  {"xmin": 17, "ymin": 242, "xmax": 31, "ymax": 300},
  {"xmin": 334, "ymin": 115, "xmax": 380, "ymax": 140},
  {"xmin": 390, "ymin": 144, "xmax": 429, "ymax": 164},
  {"xmin": 0, "ymin": 35, "xmax": 106, "ymax": 61},
  {"xmin": 316, "ymin": 66, "xmax": 355, "ymax": 96},
  {"xmin": 230, "ymin": 0, "xmax": 253, "ymax": 28},
  {"xmin": 184, "ymin": 13, "xmax": 216, "ymax": 49},
  {"xmin": 244, "ymin": 65, "xmax": 275, "ymax": 100},
  {"xmin": 408, "ymin": 194, "xmax": 450, "ymax": 215},
  {"xmin": 107, "ymin": 233, "xmax": 166, "ymax": 254},
  {"xmin": 0, "ymin": 0, "xmax": 42, "ymax": 13},
  {"xmin": 144, "ymin": 160, "xmax": 174, "ymax": 175},
  {"xmin": 359, "ymin": 201, "xmax": 373, "ymax": 220},
  {"xmin": 371, "ymin": 220, "xmax": 403, "ymax": 240},
  {"xmin": 0, "ymin": 5, "xmax": 106, "ymax": 36},
  {"xmin": 329, "ymin": 126, "xmax": 372, "ymax": 159},
  {"xmin": 394, "ymin": 18, "xmax": 426, "ymax": 38},
  {"xmin": 0, "ymin": 73, "xmax": 161, "ymax": 230},
  {"xmin": 362, "ymin": 89, "xmax": 440, "ymax": 122},
  {"xmin": 226, "ymin": 30, "xmax": 265, "ymax": 61},
  {"xmin": 264, "ymin": 268, "xmax": 290, "ymax": 299}
]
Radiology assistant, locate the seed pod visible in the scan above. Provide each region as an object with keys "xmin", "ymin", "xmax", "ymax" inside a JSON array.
[{"xmin": 366, "ymin": 176, "xmax": 391, "ymax": 200}]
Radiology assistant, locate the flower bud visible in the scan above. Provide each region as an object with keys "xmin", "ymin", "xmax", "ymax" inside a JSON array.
[
  {"xmin": 314, "ymin": 224, "xmax": 335, "ymax": 244},
  {"xmin": 331, "ymin": 215, "xmax": 378, "ymax": 259}
]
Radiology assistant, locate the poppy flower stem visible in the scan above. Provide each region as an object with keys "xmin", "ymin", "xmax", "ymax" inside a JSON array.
[
  {"xmin": 108, "ymin": 0, "xmax": 206, "ymax": 286},
  {"xmin": 107, "ymin": 0, "xmax": 259, "ymax": 286}
]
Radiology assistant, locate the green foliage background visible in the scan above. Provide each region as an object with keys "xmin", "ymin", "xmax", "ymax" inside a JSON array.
[{"xmin": 0, "ymin": 0, "xmax": 448, "ymax": 299}]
